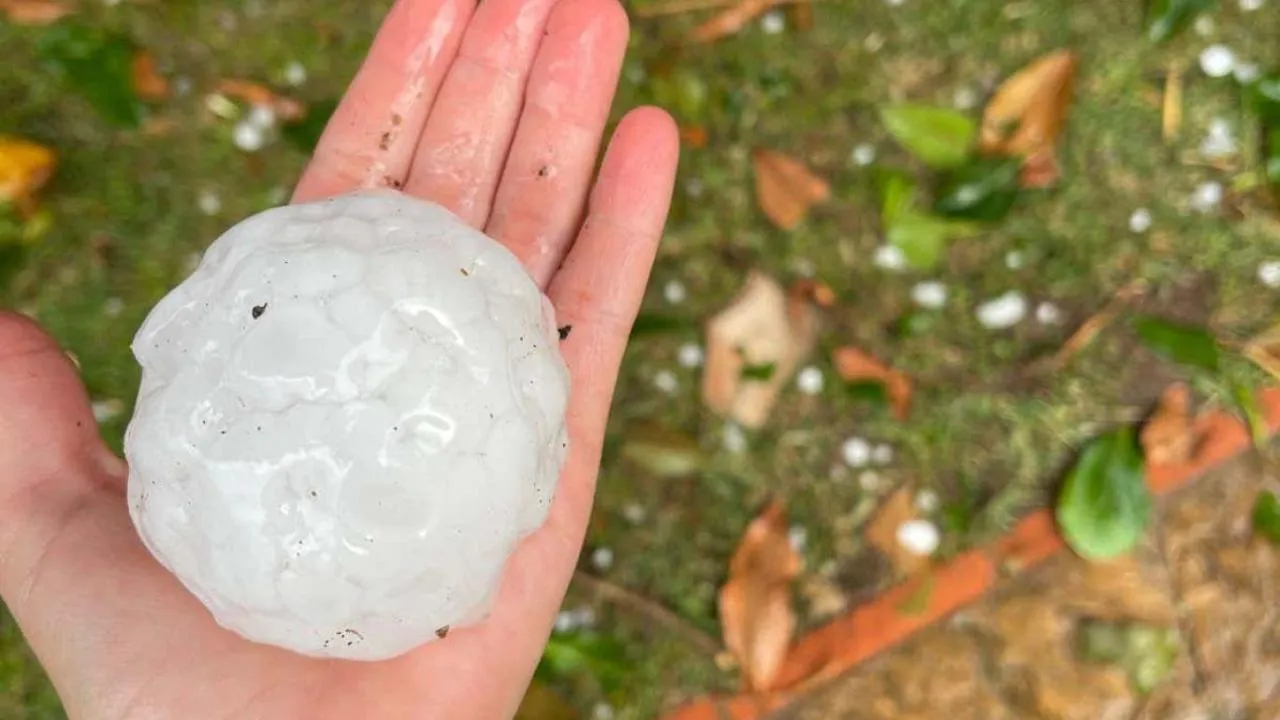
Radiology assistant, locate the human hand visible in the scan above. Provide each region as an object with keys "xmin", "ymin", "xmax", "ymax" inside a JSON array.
[{"xmin": 0, "ymin": 0, "xmax": 678, "ymax": 717}]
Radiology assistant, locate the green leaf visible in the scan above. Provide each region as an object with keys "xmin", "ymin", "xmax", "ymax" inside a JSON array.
[
  {"xmin": 1056, "ymin": 427, "xmax": 1152, "ymax": 561},
  {"xmin": 845, "ymin": 379, "xmax": 889, "ymax": 405},
  {"xmin": 36, "ymin": 23, "xmax": 143, "ymax": 129},
  {"xmin": 879, "ymin": 104, "xmax": 977, "ymax": 169},
  {"xmin": 619, "ymin": 425, "xmax": 703, "ymax": 478},
  {"xmin": 1253, "ymin": 490, "xmax": 1280, "ymax": 544},
  {"xmin": 932, "ymin": 156, "xmax": 1023, "ymax": 221},
  {"xmin": 875, "ymin": 168, "xmax": 918, "ymax": 229},
  {"xmin": 1133, "ymin": 316, "xmax": 1221, "ymax": 372},
  {"xmin": 741, "ymin": 361, "xmax": 777, "ymax": 381},
  {"xmin": 886, "ymin": 210, "xmax": 978, "ymax": 271},
  {"xmin": 629, "ymin": 313, "xmax": 688, "ymax": 338},
  {"xmin": 1231, "ymin": 382, "xmax": 1268, "ymax": 448},
  {"xmin": 1265, "ymin": 125, "xmax": 1280, "ymax": 186},
  {"xmin": 281, "ymin": 98, "xmax": 339, "ymax": 153},
  {"xmin": 1247, "ymin": 73, "xmax": 1280, "ymax": 125},
  {"xmin": 535, "ymin": 631, "xmax": 628, "ymax": 696},
  {"xmin": 1146, "ymin": 0, "xmax": 1218, "ymax": 44}
]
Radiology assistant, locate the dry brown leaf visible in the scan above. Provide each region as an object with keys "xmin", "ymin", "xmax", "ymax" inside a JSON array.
[
  {"xmin": 979, "ymin": 49, "xmax": 1078, "ymax": 187},
  {"xmin": 131, "ymin": 51, "xmax": 169, "ymax": 101},
  {"xmin": 789, "ymin": 278, "xmax": 836, "ymax": 308},
  {"xmin": 1244, "ymin": 323, "xmax": 1280, "ymax": 382},
  {"xmin": 680, "ymin": 124, "xmax": 709, "ymax": 149},
  {"xmin": 863, "ymin": 486, "xmax": 930, "ymax": 577},
  {"xmin": 215, "ymin": 78, "xmax": 307, "ymax": 122},
  {"xmin": 753, "ymin": 149, "xmax": 829, "ymax": 231},
  {"xmin": 1162, "ymin": 63, "xmax": 1183, "ymax": 143},
  {"xmin": 692, "ymin": 0, "xmax": 776, "ymax": 42},
  {"xmin": 0, "ymin": 135, "xmax": 56, "ymax": 217},
  {"xmin": 703, "ymin": 272, "xmax": 819, "ymax": 428},
  {"xmin": 718, "ymin": 500, "xmax": 802, "ymax": 692},
  {"xmin": 0, "ymin": 0, "xmax": 73, "ymax": 24},
  {"xmin": 832, "ymin": 346, "xmax": 912, "ymax": 420},
  {"xmin": 1140, "ymin": 383, "xmax": 1196, "ymax": 466}
]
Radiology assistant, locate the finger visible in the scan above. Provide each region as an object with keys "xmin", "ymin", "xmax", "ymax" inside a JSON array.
[
  {"xmin": 291, "ymin": 0, "xmax": 477, "ymax": 203},
  {"xmin": 484, "ymin": 0, "xmax": 631, "ymax": 288},
  {"xmin": 549, "ymin": 107, "xmax": 679, "ymax": 463},
  {"xmin": 400, "ymin": 0, "xmax": 564, "ymax": 225}
]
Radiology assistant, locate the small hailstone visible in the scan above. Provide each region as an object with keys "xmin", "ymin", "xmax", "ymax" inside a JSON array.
[
  {"xmin": 663, "ymin": 279, "xmax": 687, "ymax": 304},
  {"xmin": 911, "ymin": 281, "xmax": 948, "ymax": 309},
  {"xmin": 760, "ymin": 10, "xmax": 785, "ymax": 34},
  {"xmin": 852, "ymin": 143, "xmax": 877, "ymax": 167},
  {"xmin": 1200, "ymin": 118, "xmax": 1237, "ymax": 158},
  {"xmin": 1199, "ymin": 45, "xmax": 1236, "ymax": 78},
  {"xmin": 723, "ymin": 423, "xmax": 748, "ymax": 454},
  {"xmin": 284, "ymin": 60, "xmax": 307, "ymax": 87},
  {"xmin": 976, "ymin": 291, "xmax": 1028, "ymax": 329},
  {"xmin": 1234, "ymin": 63, "xmax": 1261, "ymax": 84},
  {"xmin": 246, "ymin": 103, "xmax": 277, "ymax": 129},
  {"xmin": 1240, "ymin": 0, "xmax": 1264, "ymax": 11},
  {"xmin": 653, "ymin": 369, "xmax": 679, "ymax": 394},
  {"xmin": 197, "ymin": 189, "xmax": 222, "ymax": 216},
  {"xmin": 92, "ymin": 399, "xmax": 124, "ymax": 423},
  {"xmin": 1193, "ymin": 15, "xmax": 1215, "ymax": 36},
  {"xmin": 915, "ymin": 489, "xmax": 939, "ymax": 513},
  {"xmin": 124, "ymin": 190, "xmax": 571, "ymax": 661},
  {"xmin": 858, "ymin": 470, "xmax": 884, "ymax": 492},
  {"xmin": 1128, "ymin": 207, "xmax": 1153, "ymax": 234},
  {"xmin": 787, "ymin": 525, "xmax": 808, "ymax": 552},
  {"xmin": 1190, "ymin": 181, "xmax": 1224, "ymax": 213},
  {"xmin": 953, "ymin": 86, "xmax": 979, "ymax": 111},
  {"xmin": 104, "ymin": 297, "xmax": 125, "ymax": 317},
  {"xmin": 873, "ymin": 244, "xmax": 907, "ymax": 271},
  {"xmin": 796, "ymin": 366, "xmax": 824, "ymax": 395},
  {"xmin": 863, "ymin": 32, "xmax": 885, "ymax": 53},
  {"xmin": 231, "ymin": 119, "xmax": 266, "ymax": 152},
  {"xmin": 622, "ymin": 502, "xmax": 646, "ymax": 524},
  {"xmin": 677, "ymin": 343, "xmax": 704, "ymax": 368},
  {"xmin": 842, "ymin": 437, "xmax": 872, "ymax": 468},
  {"xmin": 1005, "ymin": 250, "xmax": 1026, "ymax": 270},
  {"xmin": 555, "ymin": 608, "xmax": 594, "ymax": 633},
  {"xmin": 896, "ymin": 519, "xmax": 940, "ymax": 556},
  {"xmin": 1258, "ymin": 260, "xmax": 1280, "ymax": 288},
  {"xmin": 591, "ymin": 546, "xmax": 614, "ymax": 571},
  {"xmin": 871, "ymin": 443, "xmax": 894, "ymax": 466},
  {"xmin": 1035, "ymin": 301, "xmax": 1064, "ymax": 325}
]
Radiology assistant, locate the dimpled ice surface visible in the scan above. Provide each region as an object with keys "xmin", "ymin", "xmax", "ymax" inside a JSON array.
[{"xmin": 123, "ymin": 189, "xmax": 571, "ymax": 661}]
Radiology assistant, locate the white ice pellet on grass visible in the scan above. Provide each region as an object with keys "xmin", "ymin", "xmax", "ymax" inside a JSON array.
[
  {"xmin": 284, "ymin": 61, "xmax": 307, "ymax": 87},
  {"xmin": 1191, "ymin": 181, "xmax": 1224, "ymax": 213},
  {"xmin": 796, "ymin": 366, "xmax": 824, "ymax": 395},
  {"xmin": 953, "ymin": 87, "xmax": 979, "ymax": 111},
  {"xmin": 1193, "ymin": 15, "xmax": 1215, "ymax": 36},
  {"xmin": 1240, "ymin": 0, "xmax": 1264, "ymax": 11},
  {"xmin": 664, "ymin": 279, "xmax": 687, "ymax": 304},
  {"xmin": 124, "ymin": 189, "xmax": 571, "ymax": 661},
  {"xmin": 622, "ymin": 502, "xmax": 646, "ymax": 524},
  {"xmin": 197, "ymin": 189, "xmax": 222, "ymax": 216},
  {"xmin": 915, "ymin": 489, "xmax": 939, "ymax": 513},
  {"xmin": 677, "ymin": 342, "xmax": 704, "ymax": 368},
  {"xmin": 723, "ymin": 423, "xmax": 748, "ymax": 454},
  {"xmin": 788, "ymin": 525, "xmax": 808, "ymax": 552},
  {"xmin": 1199, "ymin": 45, "xmax": 1236, "ymax": 78},
  {"xmin": 874, "ymin": 244, "xmax": 907, "ymax": 271},
  {"xmin": 911, "ymin": 281, "xmax": 948, "ymax": 309},
  {"xmin": 232, "ymin": 120, "xmax": 266, "ymax": 152},
  {"xmin": 871, "ymin": 443, "xmax": 894, "ymax": 466},
  {"xmin": 858, "ymin": 470, "xmax": 884, "ymax": 492},
  {"xmin": 592, "ymin": 703, "xmax": 616, "ymax": 720},
  {"xmin": 1258, "ymin": 261, "xmax": 1280, "ymax": 288},
  {"xmin": 246, "ymin": 103, "xmax": 277, "ymax": 129},
  {"xmin": 761, "ymin": 10, "xmax": 785, "ymax": 34},
  {"xmin": 896, "ymin": 519, "xmax": 940, "ymax": 556},
  {"xmin": 1128, "ymin": 207, "xmax": 1153, "ymax": 234},
  {"xmin": 842, "ymin": 437, "xmax": 872, "ymax": 468},
  {"xmin": 1036, "ymin": 301, "xmax": 1064, "ymax": 326},
  {"xmin": 1200, "ymin": 118, "xmax": 1237, "ymax": 158},
  {"xmin": 591, "ymin": 547, "xmax": 614, "ymax": 571},
  {"xmin": 1005, "ymin": 250, "xmax": 1026, "ymax": 270},
  {"xmin": 653, "ymin": 369, "xmax": 679, "ymax": 394},
  {"xmin": 852, "ymin": 143, "xmax": 877, "ymax": 167},
  {"xmin": 976, "ymin": 291, "xmax": 1028, "ymax": 329}
]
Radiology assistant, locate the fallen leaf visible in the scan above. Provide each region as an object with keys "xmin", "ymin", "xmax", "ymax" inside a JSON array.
[
  {"xmin": 832, "ymin": 346, "xmax": 912, "ymax": 420},
  {"xmin": 789, "ymin": 278, "xmax": 835, "ymax": 308},
  {"xmin": 703, "ymin": 272, "xmax": 819, "ymax": 428},
  {"xmin": 0, "ymin": 0, "xmax": 73, "ymax": 24},
  {"xmin": 620, "ymin": 424, "xmax": 704, "ymax": 478},
  {"xmin": 1140, "ymin": 383, "xmax": 1196, "ymax": 466},
  {"xmin": 718, "ymin": 500, "xmax": 802, "ymax": 691},
  {"xmin": 752, "ymin": 149, "xmax": 830, "ymax": 230},
  {"xmin": 692, "ymin": 0, "xmax": 775, "ymax": 42},
  {"xmin": 932, "ymin": 155, "xmax": 1023, "ymax": 221},
  {"xmin": 1244, "ymin": 322, "xmax": 1280, "ymax": 382},
  {"xmin": 1162, "ymin": 63, "xmax": 1183, "ymax": 143},
  {"xmin": 1133, "ymin": 315, "xmax": 1221, "ymax": 372},
  {"xmin": 680, "ymin": 124, "xmax": 709, "ymax": 148},
  {"xmin": 130, "ymin": 51, "xmax": 168, "ymax": 101},
  {"xmin": 879, "ymin": 104, "xmax": 977, "ymax": 170},
  {"xmin": 1146, "ymin": 0, "xmax": 1218, "ymax": 44},
  {"xmin": 864, "ymin": 486, "xmax": 930, "ymax": 576},
  {"xmin": 0, "ymin": 136, "xmax": 56, "ymax": 217},
  {"xmin": 1056, "ymin": 426, "xmax": 1151, "ymax": 561},
  {"xmin": 979, "ymin": 49, "xmax": 1078, "ymax": 187},
  {"xmin": 216, "ymin": 78, "xmax": 307, "ymax": 122},
  {"xmin": 1253, "ymin": 490, "xmax": 1280, "ymax": 544}
]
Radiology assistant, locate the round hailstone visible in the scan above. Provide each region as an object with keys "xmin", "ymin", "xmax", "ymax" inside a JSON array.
[
  {"xmin": 1199, "ymin": 45, "xmax": 1235, "ymax": 78},
  {"xmin": 663, "ymin": 279, "xmax": 687, "ymax": 304},
  {"xmin": 841, "ymin": 437, "xmax": 872, "ymax": 467},
  {"xmin": 677, "ymin": 342, "xmax": 704, "ymax": 368},
  {"xmin": 976, "ymin": 291, "xmax": 1028, "ymax": 329},
  {"xmin": 851, "ymin": 143, "xmax": 877, "ymax": 167},
  {"xmin": 760, "ymin": 10, "xmax": 785, "ymax": 34},
  {"xmin": 1128, "ymin": 207, "xmax": 1153, "ymax": 234},
  {"xmin": 232, "ymin": 120, "xmax": 267, "ymax": 152},
  {"xmin": 911, "ymin": 281, "xmax": 948, "ymax": 309},
  {"xmin": 796, "ymin": 365, "xmax": 824, "ymax": 395},
  {"xmin": 124, "ymin": 189, "xmax": 571, "ymax": 661},
  {"xmin": 873, "ymin": 244, "xmax": 906, "ymax": 271},
  {"xmin": 896, "ymin": 519, "xmax": 940, "ymax": 556},
  {"xmin": 1258, "ymin": 260, "xmax": 1280, "ymax": 288}
]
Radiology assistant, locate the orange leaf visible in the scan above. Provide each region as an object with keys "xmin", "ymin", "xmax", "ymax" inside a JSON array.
[
  {"xmin": 1140, "ymin": 383, "xmax": 1197, "ymax": 466},
  {"xmin": 718, "ymin": 500, "xmax": 802, "ymax": 692},
  {"xmin": 703, "ymin": 272, "xmax": 820, "ymax": 428},
  {"xmin": 215, "ymin": 78, "xmax": 307, "ymax": 122},
  {"xmin": 832, "ymin": 346, "xmax": 912, "ymax": 420},
  {"xmin": 0, "ymin": 135, "xmax": 56, "ymax": 217},
  {"xmin": 864, "ymin": 487, "xmax": 930, "ymax": 577},
  {"xmin": 680, "ymin": 124, "xmax": 709, "ymax": 148},
  {"xmin": 752, "ymin": 149, "xmax": 829, "ymax": 231},
  {"xmin": 692, "ymin": 0, "xmax": 775, "ymax": 43},
  {"xmin": 131, "ymin": 51, "xmax": 169, "ymax": 101},
  {"xmin": 979, "ymin": 49, "xmax": 1078, "ymax": 187},
  {"xmin": 0, "ymin": 0, "xmax": 73, "ymax": 24}
]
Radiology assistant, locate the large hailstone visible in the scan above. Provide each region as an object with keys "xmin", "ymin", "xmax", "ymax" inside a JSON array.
[{"xmin": 123, "ymin": 189, "xmax": 571, "ymax": 661}]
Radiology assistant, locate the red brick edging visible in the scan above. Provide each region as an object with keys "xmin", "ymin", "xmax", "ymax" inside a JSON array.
[{"xmin": 659, "ymin": 387, "xmax": 1280, "ymax": 720}]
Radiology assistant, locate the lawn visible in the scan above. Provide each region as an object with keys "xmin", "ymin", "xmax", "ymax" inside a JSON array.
[{"xmin": 3, "ymin": 0, "xmax": 1280, "ymax": 718}]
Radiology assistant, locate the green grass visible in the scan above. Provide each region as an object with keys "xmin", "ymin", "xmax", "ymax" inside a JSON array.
[{"xmin": 4, "ymin": 0, "xmax": 1280, "ymax": 717}]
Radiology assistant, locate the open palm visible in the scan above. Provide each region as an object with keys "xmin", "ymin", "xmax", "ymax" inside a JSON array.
[{"xmin": 0, "ymin": 0, "xmax": 678, "ymax": 717}]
